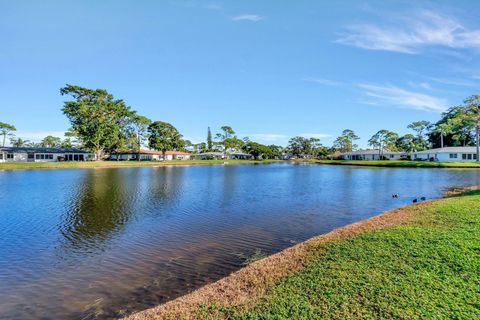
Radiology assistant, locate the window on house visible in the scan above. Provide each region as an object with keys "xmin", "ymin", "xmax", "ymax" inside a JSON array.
[
  {"xmin": 0, "ymin": 154, "xmax": 3, "ymax": 160},
  {"xmin": 449, "ymin": 153, "xmax": 457, "ymax": 159},
  {"xmin": 475, "ymin": 154, "xmax": 478, "ymax": 160},
  {"xmin": 468, "ymin": 154, "xmax": 472, "ymax": 160},
  {"xmin": 462, "ymin": 154, "xmax": 467, "ymax": 160},
  {"xmin": 7, "ymin": 154, "xmax": 14, "ymax": 159}
]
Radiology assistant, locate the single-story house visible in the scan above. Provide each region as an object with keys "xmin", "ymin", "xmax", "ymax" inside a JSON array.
[
  {"xmin": 196, "ymin": 152, "xmax": 225, "ymax": 160},
  {"xmin": 110, "ymin": 150, "xmax": 191, "ymax": 161},
  {"xmin": 412, "ymin": 146, "xmax": 479, "ymax": 162},
  {"xmin": 195, "ymin": 152, "xmax": 253, "ymax": 160},
  {"xmin": 0, "ymin": 147, "xmax": 92, "ymax": 162},
  {"xmin": 229, "ymin": 152, "xmax": 253, "ymax": 160},
  {"xmin": 340, "ymin": 149, "xmax": 406, "ymax": 160}
]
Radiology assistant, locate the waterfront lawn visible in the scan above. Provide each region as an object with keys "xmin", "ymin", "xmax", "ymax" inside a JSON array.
[
  {"xmin": 0, "ymin": 159, "xmax": 279, "ymax": 170},
  {"xmin": 197, "ymin": 191, "xmax": 480, "ymax": 319},
  {"xmin": 315, "ymin": 159, "xmax": 480, "ymax": 168}
]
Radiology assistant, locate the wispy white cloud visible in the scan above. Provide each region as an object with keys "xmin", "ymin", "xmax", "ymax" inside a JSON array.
[
  {"xmin": 336, "ymin": 10, "xmax": 480, "ymax": 54},
  {"xmin": 407, "ymin": 81, "xmax": 432, "ymax": 90},
  {"xmin": 302, "ymin": 77, "xmax": 342, "ymax": 86},
  {"xmin": 299, "ymin": 133, "xmax": 333, "ymax": 139},
  {"xmin": 232, "ymin": 14, "xmax": 263, "ymax": 22},
  {"xmin": 357, "ymin": 83, "xmax": 448, "ymax": 112}
]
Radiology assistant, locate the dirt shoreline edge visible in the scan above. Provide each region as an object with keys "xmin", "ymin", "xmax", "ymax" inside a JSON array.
[{"xmin": 126, "ymin": 191, "xmax": 468, "ymax": 320}]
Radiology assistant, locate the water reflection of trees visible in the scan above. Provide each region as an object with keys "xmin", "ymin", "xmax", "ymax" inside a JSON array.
[{"xmin": 59, "ymin": 167, "xmax": 185, "ymax": 253}]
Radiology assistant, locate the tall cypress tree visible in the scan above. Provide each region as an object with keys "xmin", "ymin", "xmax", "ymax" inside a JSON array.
[{"xmin": 207, "ymin": 127, "xmax": 213, "ymax": 151}]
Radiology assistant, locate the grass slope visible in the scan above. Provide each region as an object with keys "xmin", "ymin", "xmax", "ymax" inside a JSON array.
[
  {"xmin": 194, "ymin": 191, "xmax": 480, "ymax": 319},
  {"xmin": 0, "ymin": 159, "xmax": 280, "ymax": 170},
  {"xmin": 315, "ymin": 159, "xmax": 480, "ymax": 168}
]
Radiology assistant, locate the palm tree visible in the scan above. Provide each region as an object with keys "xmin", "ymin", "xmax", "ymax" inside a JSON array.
[
  {"xmin": 433, "ymin": 122, "xmax": 452, "ymax": 149},
  {"xmin": 0, "ymin": 122, "xmax": 16, "ymax": 147}
]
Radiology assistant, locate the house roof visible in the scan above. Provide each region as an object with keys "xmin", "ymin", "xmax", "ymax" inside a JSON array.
[
  {"xmin": 230, "ymin": 152, "xmax": 251, "ymax": 156},
  {"xmin": 414, "ymin": 146, "xmax": 478, "ymax": 154},
  {"xmin": 0, "ymin": 147, "xmax": 90, "ymax": 154},
  {"xmin": 341, "ymin": 149, "xmax": 404, "ymax": 155},
  {"xmin": 116, "ymin": 149, "xmax": 191, "ymax": 155},
  {"xmin": 197, "ymin": 152, "xmax": 224, "ymax": 156}
]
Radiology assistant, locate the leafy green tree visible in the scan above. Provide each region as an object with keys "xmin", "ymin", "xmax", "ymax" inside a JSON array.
[
  {"xmin": 396, "ymin": 134, "xmax": 418, "ymax": 152},
  {"xmin": 41, "ymin": 135, "xmax": 62, "ymax": 148},
  {"xmin": 287, "ymin": 136, "xmax": 307, "ymax": 157},
  {"xmin": 148, "ymin": 121, "xmax": 184, "ymax": 159},
  {"xmin": 287, "ymin": 136, "xmax": 325, "ymax": 158},
  {"xmin": 182, "ymin": 139, "xmax": 193, "ymax": 151},
  {"xmin": 129, "ymin": 115, "xmax": 152, "ymax": 160},
  {"xmin": 307, "ymin": 137, "xmax": 323, "ymax": 157},
  {"xmin": 61, "ymin": 138, "xmax": 74, "ymax": 148},
  {"xmin": 132, "ymin": 115, "xmax": 152, "ymax": 150},
  {"xmin": 463, "ymin": 95, "xmax": 480, "ymax": 161},
  {"xmin": 207, "ymin": 127, "xmax": 213, "ymax": 151},
  {"xmin": 243, "ymin": 142, "xmax": 283, "ymax": 160},
  {"xmin": 407, "ymin": 120, "xmax": 431, "ymax": 151},
  {"xmin": 368, "ymin": 130, "xmax": 399, "ymax": 158},
  {"xmin": 268, "ymin": 145, "xmax": 283, "ymax": 158},
  {"xmin": 61, "ymin": 84, "xmax": 137, "ymax": 160},
  {"xmin": 215, "ymin": 126, "xmax": 239, "ymax": 155},
  {"xmin": 0, "ymin": 122, "xmax": 16, "ymax": 147},
  {"xmin": 333, "ymin": 129, "xmax": 360, "ymax": 152},
  {"xmin": 26, "ymin": 141, "xmax": 41, "ymax": 148},
  {"xmin": 193, "ymin": 142, "xmax": 207, "ymax": 153},
  {"xmin": 428, "ymin": 106, "xmax": 473, "ymax": 148},
  {"xmin": 10, "ymin": 137, "xmax": 28, "ymax": 147},
  {"xmin": 432, "ymin": 122, "xmax": 453, "ymax": 149}
]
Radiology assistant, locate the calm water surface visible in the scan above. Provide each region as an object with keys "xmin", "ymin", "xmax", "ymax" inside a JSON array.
[{"xmin": 1, "ymin": 163, "xmax": 479, "ymax": 319}]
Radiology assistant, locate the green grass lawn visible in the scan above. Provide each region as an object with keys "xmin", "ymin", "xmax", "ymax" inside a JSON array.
[
  {"xmin": 195, "ymin": 191, "xmax": 480, "ymax": 319},
  {"xmin": 315, "ymin": 159, "xmax": 480, "ymax": 168},
  {"xmin": 0, "ymin": 159, "xmax": 281, "ymax": 170}
]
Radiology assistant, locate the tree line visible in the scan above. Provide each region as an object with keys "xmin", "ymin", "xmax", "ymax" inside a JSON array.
[{"xmin": 1, "ymin": 86, "xmax": 479, "ymax": 160}]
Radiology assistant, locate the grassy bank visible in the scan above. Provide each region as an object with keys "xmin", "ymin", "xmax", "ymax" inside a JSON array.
[
  {"xmin": 128, "ymin": 190, "xmax": 480, "ymax": 319},
  {"xmin": 0, "ymin": 159, "xmax": 281, "ymax": 170},
  {"xmin": 314, "ymin": 159, "xmax": 480, "ymax": 168}
]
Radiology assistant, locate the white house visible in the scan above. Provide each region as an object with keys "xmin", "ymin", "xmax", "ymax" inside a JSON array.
[
  {"xmin": 195, "ymin": 152, "xmax": 253, "ymax": 160},
  {"xmin": 412, "ymin": 147, "xmax": 479, "ymax": 162},
  {"xmin": 0, "ymin": 147, "xmax": 92, "ymax": 162},
  {"xmin": 110, "ymin": 150, "xmax": 191, "ymax": 161},
  {"xmin": 196, "ymin": 152, "xmax": 225, "ymax": 160},
  {"xmin": 229, "ymin": 152, "xmax": 253, "ymax": 160},
  {"xmin": 340, "ymin": 149, "xmax": 405, "ymax": 160}
]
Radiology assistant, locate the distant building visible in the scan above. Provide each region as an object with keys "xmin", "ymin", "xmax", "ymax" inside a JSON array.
[
  {"xmin": 340, "ymin": 149, "xmax": 405, "ymax": 160},
  {"xmin": 109, "ymin": 150, "xmax": 191, "ymax": 161},
  {"xmin": 195, "ymin": 152, "xmax": 225, "ymax": 160},
  {"xmin": 229, "ymin": 152, "xmax": 253, "ymax": 160},
  {"xmin": 412, "ymin": 147, "xmax": 479, "ymax": 162},
  {"xmin": 195, "ymin": 152, "xmax": 253, "ymax": 160},
  {"xmin": 0, "ymin": 147, "xmax": 92, "ymax": 162}
]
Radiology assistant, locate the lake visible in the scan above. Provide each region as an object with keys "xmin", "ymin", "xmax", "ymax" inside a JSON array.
[{"xmin": 1, "ymin": 163, "xmax": 479, "ymax": 319}]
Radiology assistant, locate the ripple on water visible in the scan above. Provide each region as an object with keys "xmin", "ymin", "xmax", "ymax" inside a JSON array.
[{"xmin": 1, "ymin": 164, "xmax": 480, "ymax": 319}]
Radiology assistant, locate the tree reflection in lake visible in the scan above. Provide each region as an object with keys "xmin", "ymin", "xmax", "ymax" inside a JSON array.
[{"xmin": 2, "ymin": 164, "xmax": 480, "ymax": 319}]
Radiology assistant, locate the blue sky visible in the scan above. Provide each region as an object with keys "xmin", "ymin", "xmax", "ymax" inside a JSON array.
[{"xmin": 1, "ymin": 0, "xmax": 480, "ymax": 147}]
